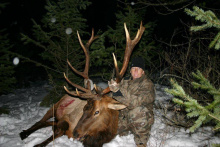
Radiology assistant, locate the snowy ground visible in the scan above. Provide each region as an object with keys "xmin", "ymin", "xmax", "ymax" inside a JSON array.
[{"xmin": 0, "ymin": 81, "xmax": 219, "ymax": 147}]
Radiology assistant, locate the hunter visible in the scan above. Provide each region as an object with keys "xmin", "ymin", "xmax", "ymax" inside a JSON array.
[{"xmin": 109, "ymin": 56, "xmax": 155, "ymax": 147}]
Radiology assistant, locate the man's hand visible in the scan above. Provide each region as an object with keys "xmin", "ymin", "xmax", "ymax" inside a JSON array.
[{"xmin": 108, "ymin": 79, "xmax": 119, "ymax": 92}]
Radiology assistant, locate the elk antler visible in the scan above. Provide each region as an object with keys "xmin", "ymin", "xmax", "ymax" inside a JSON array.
[
  {"xmin": 64, "ymin": 29, "xmax": 99, "ymax": 99},
  {"xmin": 102, "ymin": 22, "xmax": 145, "ymax": 95}
]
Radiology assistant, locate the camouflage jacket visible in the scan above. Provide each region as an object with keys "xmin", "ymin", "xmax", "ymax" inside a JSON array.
[{"xmin": 113, "ymin": 74, "xmax": 155, "ymax": 110}]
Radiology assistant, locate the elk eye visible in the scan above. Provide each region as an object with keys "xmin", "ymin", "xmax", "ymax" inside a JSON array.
[{"xmin": 94, "ymin": 111, "xmax": 99, "ymax": 115}]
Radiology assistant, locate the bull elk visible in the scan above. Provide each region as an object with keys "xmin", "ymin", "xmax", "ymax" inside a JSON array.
[{"xmin": 19, "ymin": 22, "xmax": 145, "ymax": 147}]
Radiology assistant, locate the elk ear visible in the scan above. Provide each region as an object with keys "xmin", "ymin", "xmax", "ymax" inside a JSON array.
[{"xmin": 108, "ymin": 102, "xmax": 127, "ymax": 110}]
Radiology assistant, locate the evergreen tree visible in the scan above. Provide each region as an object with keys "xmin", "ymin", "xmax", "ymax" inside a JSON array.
[
  {"xmin": 165, "ymin": 71, "xmax": 220, "ymax": 132},
  {"xmin": 185, "ymin": 6, "xmax": 220, "ymax": 50},
  {"xmin": 0, "ymin": 30, "xmax": 16, "ymax": 94},
  {"xmin": 0, "ymin": 3, "xmax": 16, "ymax": 94},
  {"xmin": 165, "ymin": 7, "xmax": 220, "ymax": 133},
  {"xmin": 90, "ymin": 5, "xmax": 158, "ymax": 79},
  {"xmin": 21, "ymin": 0, "xmax": 91, "ymax": 105}
]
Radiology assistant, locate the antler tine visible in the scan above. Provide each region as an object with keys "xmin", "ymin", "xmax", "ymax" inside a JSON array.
[
  {"xmin": 100, "ymin": 53, "xmax": 119, "ymax": 95},
  {"xmin": 64, "ymin": 86, "xmax": 99, "ymax": 99},
  {"xmin": 86, "ymin": 28, "xmax": 99, "ymax": 48},
  {"xmin": 77, "ymin": 29, "xmax": 99, "ymax": 76},
  {"xmin": 77, "ymin": 31, "xmax": 89, "ymax": 78},
  {"xmin": 112, "ymin": 53, "xmax": 121, "ymax": 83},
  {"xmin": 64, "ymin": 29, "xmax": 100, "ymax": 99},
  {"xmin": 119, "ymin": 22, "xmax": 145, "ymax": 78},
  {"xmin": 64, "ymin": 72, "xmax": 89, "ymax": 92},
  {"xmin": 68, "ymin": 29, "xmax": 98, "ymax": 79},
  {"xmin": 124, "ymin": 23, "xmax": 131, "ymax": 43},
  {"xmin": 101, "ymin": 22, "xmax": 145, "ymax": 95},
  {"xmin": 64, "ymin": 86, "xmax": 78, "ymax": 97}
]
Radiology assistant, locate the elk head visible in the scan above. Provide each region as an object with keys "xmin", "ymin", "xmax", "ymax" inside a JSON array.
[{"xmin": 64, "ymin": 22, "xmax": 145, "ymax": 146}]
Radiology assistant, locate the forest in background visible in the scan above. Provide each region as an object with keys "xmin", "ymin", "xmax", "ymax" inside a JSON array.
[{"xmin": 0, "ymin": 0, "xmax": 220, "ymax": 133}]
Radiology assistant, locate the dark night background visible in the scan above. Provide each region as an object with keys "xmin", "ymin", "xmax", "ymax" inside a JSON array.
[
  {"xmin": 0, "ymin": 0, "xmax": 220, "ymax": 88},
  {"xmin": 1, "ymin": 0, "xmax": 119, "ymax": 87},
  {"xmin": 0, "ymin": 1, "xmax": 220, "ymax": 145}
]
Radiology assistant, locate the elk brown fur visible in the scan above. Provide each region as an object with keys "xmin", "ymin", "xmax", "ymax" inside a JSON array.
[{"xmin": 19, "ymin": 22, "xmax": 145, "ymax": 147}]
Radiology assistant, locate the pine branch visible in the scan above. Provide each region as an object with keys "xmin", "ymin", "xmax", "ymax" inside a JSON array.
[
  {"xmin": 209, "ymin": 32, "xmax": 220, "ymax": 49},
  {"xmin": 165, "ymin": 71, "xmax": 220, "ymax": 132},
  {"xmin": 185, "ymin": 6, "xmax": 220, "ymax": 50},
  {"xmin": 185, "ymin": 6, "xmax": 220, "ymax": 30}
]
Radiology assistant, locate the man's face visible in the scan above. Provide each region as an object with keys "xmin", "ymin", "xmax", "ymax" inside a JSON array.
[{"xmin": 130, "ymin": 67, "xmax": 144, "ymax": 79}]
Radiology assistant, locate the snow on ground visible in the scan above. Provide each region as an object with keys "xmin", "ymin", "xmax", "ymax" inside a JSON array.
[{"xmin": 0, "ymin": 81, "xmax": 219, "ymax": 147}]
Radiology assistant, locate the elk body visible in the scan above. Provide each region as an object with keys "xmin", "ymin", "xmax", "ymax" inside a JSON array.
[
  {"xmin": 19, "ymin": 94, "xmax": 87, "ymax": 146},
  {"xmin": 19, "ymin": 22, "xmax": 145, "ymax": 147}
]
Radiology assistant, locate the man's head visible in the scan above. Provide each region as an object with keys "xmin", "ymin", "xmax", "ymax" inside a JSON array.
[{"xmin": 130, "ymin": 57, "xmax": 145, "ymax": 79}]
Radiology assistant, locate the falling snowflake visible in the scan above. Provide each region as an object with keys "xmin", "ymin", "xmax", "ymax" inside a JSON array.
[
  {"xmin": 131, "ymin": 2, "xmax": 135, "ymax": 5},
  {"xmin": 66, "ymin": 28, "xmax": 72, "ymax": 35},
  {"xmin": 13, "ymin": 57, "xmax": 19, "ymax": 65},
  {"xmin": 51, "ymin": 17, "xmax": 56, "ymax": 23}
]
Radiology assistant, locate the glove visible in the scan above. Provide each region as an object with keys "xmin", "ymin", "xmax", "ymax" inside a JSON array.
[{"xmin": 108, "ymin": 79, "xmax": 119, "ymax": 92}]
